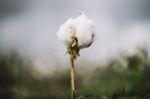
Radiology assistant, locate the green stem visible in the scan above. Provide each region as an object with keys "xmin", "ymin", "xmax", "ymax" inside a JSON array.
[{"xmin": 70, "ymin": 57, "xmax": 76, "ymax": 99}]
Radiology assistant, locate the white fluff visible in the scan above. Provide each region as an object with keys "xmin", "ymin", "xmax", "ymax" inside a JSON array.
[{"xmin": 57, "ymin": 13, "xmax": 95, "ymax": 49}]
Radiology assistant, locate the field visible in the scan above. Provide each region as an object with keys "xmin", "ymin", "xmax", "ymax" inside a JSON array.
[{"xmin": 0, "ymin": 49, "xmax": 150, "ymax": 99}]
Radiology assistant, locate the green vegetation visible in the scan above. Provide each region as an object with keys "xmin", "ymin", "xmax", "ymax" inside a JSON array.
[{"xmin": 0, "ymin": 49, "xmax": 150, "ymax": 99}]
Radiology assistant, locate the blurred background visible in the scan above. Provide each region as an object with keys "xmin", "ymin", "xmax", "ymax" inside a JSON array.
[{"xmin": 0, "ymin": 0, "xmax": 150, "ymax": 99}]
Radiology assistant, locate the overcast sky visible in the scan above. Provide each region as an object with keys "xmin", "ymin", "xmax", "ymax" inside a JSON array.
[{"xmin": 0, "ymin": 0, "xmax": 150, "ymax": 72}]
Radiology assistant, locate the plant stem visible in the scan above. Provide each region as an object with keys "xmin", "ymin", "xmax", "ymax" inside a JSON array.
[{"xmin": 70, "ymin": 57, "xmax": 76, "ymax": 99}]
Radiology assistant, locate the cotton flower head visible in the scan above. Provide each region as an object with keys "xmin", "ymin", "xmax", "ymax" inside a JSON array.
[
  {"xmin": 57, "ymin": 13, "xmax": 95, "ymax": 48},
  {"xmin": 57, "ymin": 13, "xmax": 95, "ymax": 59}
]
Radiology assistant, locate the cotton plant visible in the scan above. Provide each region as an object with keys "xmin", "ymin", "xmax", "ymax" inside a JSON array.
[{"xmin": 57, "ymin": 13, "xmax": 95, "ymax": 99}]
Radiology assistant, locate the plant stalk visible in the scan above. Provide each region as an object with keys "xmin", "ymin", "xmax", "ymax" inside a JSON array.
[{"xmin": 70, "ymin": 57, "xmax": 76, "ymax": 99}]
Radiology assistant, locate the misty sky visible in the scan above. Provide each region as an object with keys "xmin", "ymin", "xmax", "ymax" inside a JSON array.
[{"xmin": 0, "ymin": 0, "xmax": 150, "ymax": 73}]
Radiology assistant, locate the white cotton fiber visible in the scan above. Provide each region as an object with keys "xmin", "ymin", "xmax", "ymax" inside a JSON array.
[
  {"xmin": 75, "ymin": 13, "xmax": 95, "ymax": 48},
  {"xmin": 57, "ymin": 18, "xmax": 76, "ymax": 46},
  {"xmin": 57, "ymin": 13, "xmax": 95, "ymax": 49}
]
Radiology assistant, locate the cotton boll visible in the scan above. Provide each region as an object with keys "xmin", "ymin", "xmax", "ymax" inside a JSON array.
[
  {"xmin": 57, "ymin": 13, "xmax": 95, "ymax": 49},
  {"xmin": 57, "ymin": 18, "xmax": 76, "ymax": 46},
  {"xmin": 75, "ymin": 13, "xmax": 95, "ymax": 48}
]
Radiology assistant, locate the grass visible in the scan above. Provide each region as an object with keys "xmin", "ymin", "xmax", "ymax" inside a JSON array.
[{"xmin": 0, "ymin": 49, "xmax": 150, "ymax": 99}]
